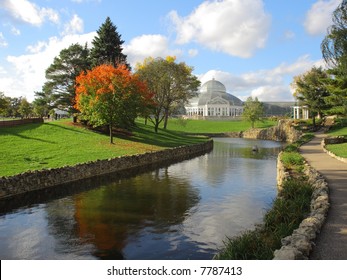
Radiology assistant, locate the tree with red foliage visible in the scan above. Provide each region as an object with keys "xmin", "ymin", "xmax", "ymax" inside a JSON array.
[{"xmin": 75, "ymin": 64, "xmax": 153, "ymax": 143}]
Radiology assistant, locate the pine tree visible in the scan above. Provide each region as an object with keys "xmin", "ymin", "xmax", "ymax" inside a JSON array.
[
  {"xmin": 90, "ymin": 17, "xmax": 129, "ymax": 69},
  {"xmin": 44, "ymin": 43, "xmax": 91, "ymax": 112}
]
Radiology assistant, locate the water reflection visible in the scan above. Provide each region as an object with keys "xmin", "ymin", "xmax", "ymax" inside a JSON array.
[{"xmin": 0, "ymin": 138, "xmax": 283, "ymax": 260}]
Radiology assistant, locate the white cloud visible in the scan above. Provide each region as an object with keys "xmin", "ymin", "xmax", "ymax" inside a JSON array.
[
  {"xmin": 10, "ymin": 25, "xmax": 21, "ymax": 35},
  {"xmin": 26, "ymin": 41, "xmax": 48, "ymax": 53},
  {"xmin": 3, "ymin": 32, "xmax": 96, "ymax": 101},
  {"xmin": 0, "ymin": 32, "xmax": 8, "ymax": 47},
  {"xmin": 304, "ymin": 0, "xmax": 341, "ymax": 35},
  {"xmin": 62, "ymin": 14, "xmax": 84, "ymax": 35},
  {"xmin": 168, "ymin": 0, "xmax": 271, "ymax": 58},
  {"xmin": 198, "ymin": 55, "xmax": 322, "ymax": 101},
  {"xmin": 123, "ymin": 34, "xmax": 182, "ymax": 67},
  {"xmin": 1, "ymin": 0, "xmax": 60, "ymax": 26}
]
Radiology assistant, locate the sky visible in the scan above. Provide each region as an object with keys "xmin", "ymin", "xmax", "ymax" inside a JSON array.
[{"xmin": 0, "ymin": 0, "xmax": 342, "ymax": 102}]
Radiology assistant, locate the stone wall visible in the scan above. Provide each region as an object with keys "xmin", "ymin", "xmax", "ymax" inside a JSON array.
[
  {"xmin": 273, "ymin": 160, "xmax": 329, "ymax": 260},
  {"xmin": 242, "ymin": 119, "xmax": 302, "ymax": 143},
  {"xmin": 0, "ymin": 118, "xmax": 43, "ymax": 127},
  {"xmin": 0, "ymin": 140, "xmax": 213, "ymax": 200}
]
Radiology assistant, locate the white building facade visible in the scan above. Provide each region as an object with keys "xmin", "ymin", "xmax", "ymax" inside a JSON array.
[{"xmin": 185, "ymin": 79, "xmax": 243, "ymax": 118}]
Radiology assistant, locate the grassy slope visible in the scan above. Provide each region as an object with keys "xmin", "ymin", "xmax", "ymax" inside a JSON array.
[
  {"xmin": 0, "ymin": 119, "xmax": 207, "ymax": 177},
  {"xmin": 327, "ymin": 125, "xmax": 347, "ymax": 158}
]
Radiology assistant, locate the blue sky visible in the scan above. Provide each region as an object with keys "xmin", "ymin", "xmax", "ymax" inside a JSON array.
[{"xmin": 0, "ymin": 0, "xmax": 342, "ymax": 102}]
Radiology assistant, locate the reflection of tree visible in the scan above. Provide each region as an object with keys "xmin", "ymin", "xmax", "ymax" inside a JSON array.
[{"xmin": 72, "ymin": 168, "xmax": 200, "ymax": 259}]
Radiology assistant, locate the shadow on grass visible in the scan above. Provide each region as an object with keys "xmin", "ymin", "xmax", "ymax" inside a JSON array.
[
  {"xmin": 119, "ymin": 123, "xmax": 207, "ymax": 148},
  {"xmin": 0, "ymin": 123, "xmax": 57, "ymax": 144}
]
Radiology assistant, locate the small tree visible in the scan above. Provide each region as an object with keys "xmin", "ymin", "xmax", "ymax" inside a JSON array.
[
  {"xmin": 242, "ymin": 97, "xmax": 264, "ymax": 128},
  {"xmin": 75, "ymin": 64, "xmax": 152, "ymax": 144},
  {"xmin": 136, "ymin": 56, "xmax": 200, "ymax": 132},
  {"xmin": 18, "ymin": 98, "xmax": 33, "ymax": 118},
  {"xmin": 0, "ymin": 92, "xmax": 10, "ymax": 116},
  {"xmin": 292, "ymin": 67, "xmax": 330, "ymax": 126}
]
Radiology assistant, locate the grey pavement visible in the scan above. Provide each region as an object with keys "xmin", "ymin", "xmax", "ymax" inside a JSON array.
[{"xmin": 299, "ymin": 131, "xmax": 347, "ymax": 260}]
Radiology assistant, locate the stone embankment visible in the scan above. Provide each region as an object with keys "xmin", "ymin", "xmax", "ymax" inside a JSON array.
[
  {"xmin": 273, "ymin": 157, "xmax": 329, "ymax": 260},
  {"xmin": 242, "ymin": 119, "xmax": 302, "ymax": 143},
  {"xmin": 0, "ymin": 118, "xmax": 43, "ymax": 127},
  {"xmin": 0, "ymin": 140, "xmax": 213, "ymax": 200},
  {"xmin": 204, "ymin": 119, "xmax": 302, "ymax": 143}
]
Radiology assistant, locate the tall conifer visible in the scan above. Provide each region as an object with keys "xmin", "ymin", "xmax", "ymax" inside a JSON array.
[{"xmin": 90, "ymin": 17, "xmax": 129, "ymax": 69}]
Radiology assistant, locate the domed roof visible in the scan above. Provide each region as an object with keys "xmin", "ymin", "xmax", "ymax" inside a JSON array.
[
  {"xmin": 200, "ymin": 79, "xmax": 226, "ymax": 93},
  {"xmin": 198, "ymin": 79, "xmax": 243, "ymax": 106}
]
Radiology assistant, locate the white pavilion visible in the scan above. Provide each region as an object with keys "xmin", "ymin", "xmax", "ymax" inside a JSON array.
[{"xmin": 185, "ymin": 79, "xmax": 243, "ymax": 118}]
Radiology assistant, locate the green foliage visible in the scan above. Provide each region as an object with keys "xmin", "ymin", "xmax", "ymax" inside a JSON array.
[
  {"xmin": 136, "ymin": 57, "xmax": 200, "ymax": 132},
  {"xmin": 242, "ymin": 97, "xmax": 264, "ymax": 128},
  {"xmin": 18, "ymin": 98, "xmax": 33, "ymax": 118},
  {"xmin": 292, "ymin": 66, "xmax": 330, "ymax": 125},
  {"xmin": 90, "ymin": 17, "xmax": 129, "ymax": 68},
  {"xmin": 321, "ymin": 1, "xmax": 347, "ymax": 115},
  {"xmin": 44, "ymin": 43, "xmax": 91, "ymax": 112}
]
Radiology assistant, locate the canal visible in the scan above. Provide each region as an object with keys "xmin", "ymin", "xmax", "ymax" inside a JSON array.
[{"xmin": 0, "ymin": 138, "xmax": 283, "ymax": 260}]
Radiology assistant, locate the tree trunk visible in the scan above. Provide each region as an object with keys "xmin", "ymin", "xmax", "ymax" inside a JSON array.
[
  {"xmin": 163, "ymin": 109, "xmax": 169, "ymax": 129},
  {"xmin": 109, "ymin": 124, "xmax": 114, "ymax": 144}
]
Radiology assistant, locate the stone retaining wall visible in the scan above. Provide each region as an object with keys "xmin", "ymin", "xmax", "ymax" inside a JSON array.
[
  {"xmin": 273, "ymin": 159, "xmax": 329, "ymax": 260},
  {"xmin": 242, "ymin": 119, "xmax": 302, "ymax": 143},
  {"xmin": 0, "ymin": 140, "xmax": 213, "ymax": 200},
  {"xmin": 0, "ymin": 118, "xmax": 43, "ymax": 127},
  {"xmin": 321, "ymin": 136, "xmax": 347, "ymax": 163}
]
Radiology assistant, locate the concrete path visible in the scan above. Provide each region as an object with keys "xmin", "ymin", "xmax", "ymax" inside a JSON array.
[{"xmin": 299, "ymin": 131, "xmax": 347, "ymax": 259}]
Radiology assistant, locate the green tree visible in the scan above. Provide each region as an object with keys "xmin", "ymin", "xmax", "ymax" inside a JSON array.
[
  {"xmin": 18, "ymin": 98, "xmax": 32, "ymax": 118},
  {"xmin": 44, "ymin": 43, "xmax": 91, "ymax": 112},
  {"xmin": 90, "ymin": 17, "xmax": 129, "ymax": 69},
  {"xmin": 292, "ymin": 67, "xmax": 330, "ymax": 126},
  {"xmin": 242, "ymin": 97, "xmax": 264, "ymax": 128},
  {"xmin": 136, "ymin": 57, "xmax": 200, "ymax": 132},
  {"xmin": 321, "ymin": 0, "xmax": 347, "ymax": 115},
  {"xmin": 0, "ymin": 92, "xmax": 10, "ymax": 116},
  {"xmin": 7, "ymin": 97, "xmax": 22, "ymax": 118}
]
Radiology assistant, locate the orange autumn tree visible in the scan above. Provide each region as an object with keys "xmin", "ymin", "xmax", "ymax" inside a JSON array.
[{"xmin": 75, "ymin": 64, "xmax": 153, "ymax": 144}]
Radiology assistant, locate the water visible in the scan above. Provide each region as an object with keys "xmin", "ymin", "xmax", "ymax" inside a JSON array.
[{"xmin": 0, "ymin": 138, "xmax": 283, "ymax": 260}]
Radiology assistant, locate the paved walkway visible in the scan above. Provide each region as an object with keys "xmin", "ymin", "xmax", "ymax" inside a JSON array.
[{"xmin": 299, "ymin": 131, "xmax": 347, "ymax": 259}]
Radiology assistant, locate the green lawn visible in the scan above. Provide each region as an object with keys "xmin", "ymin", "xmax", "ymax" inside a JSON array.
[
  {"xmin": 155, "ymin": 118, "xmax": 276, "ymax": 134},
  {"xmin": 0, "ymin": 119, "xmax": 207, "ymax": 177},
  {"xmin": 327, "ymin": 122, "xmax": 347, "ymax": 158}
]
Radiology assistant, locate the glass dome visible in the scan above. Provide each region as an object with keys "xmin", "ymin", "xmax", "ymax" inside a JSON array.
[
  {"xmin": 200, "ymin": 79, "xmax": 227, "ymax": 93},
  {"xmin": 198, "ymin": 79, "xmax": 243, "ymax": 106}
]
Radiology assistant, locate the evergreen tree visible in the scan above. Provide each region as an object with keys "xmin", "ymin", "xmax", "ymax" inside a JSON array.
[
  {"xmin": 44, "ymin": 43, "xmax": 91, "ymax": 112},
  {"xmin": 90, "ymin": 17, "xmax": 129, "ymax": 68},
  {"xmin": 321, "ymin": 0, "xmax": 347, "ymax": 115}
]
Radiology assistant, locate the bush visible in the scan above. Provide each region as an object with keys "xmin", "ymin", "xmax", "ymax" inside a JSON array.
[{"xmin": 281, "ymin": 152, "xmax": 305, "ymax": 169}]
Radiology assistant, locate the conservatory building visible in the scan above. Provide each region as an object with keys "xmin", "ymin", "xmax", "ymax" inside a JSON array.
[{"xmin": 185, "ymin": 79, "xmax": 243, "ymax": 118}]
